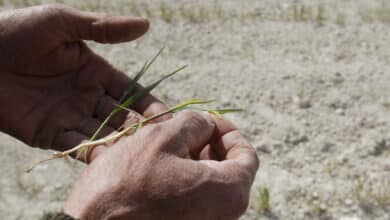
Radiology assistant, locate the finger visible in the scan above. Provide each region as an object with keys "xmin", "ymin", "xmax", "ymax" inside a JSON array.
[
  {"xmin": 77, "ymin": 118, "xmax": 116, "ymax": 139},
  {"xmin": 198, "ymin": 144, "xmax": 220, "ymax": 160},
  {"xmin": 56, "ymin": 4, "xmax": 149, "ymax": 43},
  {"xmin": 94, "ymin": 95, "xmax": 143, "ymax": 129},
  {"xmin": 209, "ymin": 117, "xmax": 259, "ymax": 182},
  {"xmin": 53, "ymin": 131, "xmax": 89, "ymax": 152},
  {"xmin": 107, "ymin": 70, "xmax": 171, "ymax": 121},
  {"xmin": 218, "ymin": 131, "xmax": 259, "ymax": 179},
  {"xmin": 150, "ymin": 111, "xmax": 215, "ymax": 155},
  {"xmin": 187, "ymin": 113, "xmax": 236, "ymax": 160}
]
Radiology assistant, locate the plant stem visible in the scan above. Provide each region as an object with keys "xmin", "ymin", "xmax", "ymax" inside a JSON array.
[
  {"xmin": 26, "ymin": 104, "xmax": 179, "ymax": 172},
  {"xmin": 25, "ymin": 99, "xmax": 241, "ymax": 172}
]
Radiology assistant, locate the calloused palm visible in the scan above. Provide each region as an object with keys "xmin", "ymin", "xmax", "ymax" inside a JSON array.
[{"xmin": 0, "ymin": 4, "xmax": 167, "ymax": 155}]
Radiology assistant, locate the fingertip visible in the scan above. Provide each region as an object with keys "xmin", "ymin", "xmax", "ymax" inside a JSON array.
[
  {"xmin": 137, "ymin": 17, "xmax": 150, "ymax": 32},
  {"xmin": 91, "ymin": 16, "xmax": 150, "ymax": 43},
  {"xmin": 123, "ymin": 16, "xmax": 150, "ymax": 38}
]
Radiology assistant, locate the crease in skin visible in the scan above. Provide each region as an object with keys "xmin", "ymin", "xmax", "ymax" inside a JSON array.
[
  {"xmin": 15, "ymin": 68, "xmax": 78, "ymax": 124},
  {"xmin": 17, "ymin": 89, "xmax": 50, "ymax": 124},
  {"xmin": 30, "ymin": 64, "xmax": 89, "ymax": 147},
  {"xmin": 92, "ymin": 18, "xmax": 109, "ymax": 43},
  {"xmin": 30, "ymin": 92, "xmax": 73, "ymax": 147}
]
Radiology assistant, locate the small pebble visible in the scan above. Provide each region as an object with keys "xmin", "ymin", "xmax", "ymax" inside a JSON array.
[
  {"xmin": 319, "ymin": 203, "xmax": 327, "ymax": 212},
  {"xmin": 312, "ymin": 191, "xmax": 319, "ymax": 200},
  {"xmin": 335, "ymin": 108, "xmax": 345, "ymax": 115},
  {"xmin": 298, "ymin": 99, "xmax": 312, "ymax": 109},
  {"xmin": 345, "ymin": 199, "xmax": 353, "ymax": 206}
]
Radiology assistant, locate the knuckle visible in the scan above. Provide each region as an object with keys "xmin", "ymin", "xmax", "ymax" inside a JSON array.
[
  {"xmin": 41, "ymin": 3, "xmax": 66, "ymax": 13},
  {"xmin": 180, "ymin": 110, "xmax": 201, "ymax": 120},
  {"xmin": 141, "ymin": 123, "xmax": 164, "ymax": 137},
  {"xmin": 249, "ymin": 147, "xmax": 260, "ymax": 170},
  {"xmin": 39, "ymin": 3, "xmax": 69, "ymax": 22},
  {"xmin": 180, "ymin": 110, "xmax": 210, "ymax": 129}
]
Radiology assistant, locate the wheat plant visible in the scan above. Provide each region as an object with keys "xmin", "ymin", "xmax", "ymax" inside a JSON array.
[{"xmin": 26, "ymin": 48, "xmax": 241, "ymax": 172}]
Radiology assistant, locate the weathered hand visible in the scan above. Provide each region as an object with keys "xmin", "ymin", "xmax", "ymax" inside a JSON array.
[
  {"xmin": 64, "ymin": 111, "xmax": 259, "ymax": 220},
  {"xmin": 0, "ymin": 4, "xmax": 167, "ymax": 151}
]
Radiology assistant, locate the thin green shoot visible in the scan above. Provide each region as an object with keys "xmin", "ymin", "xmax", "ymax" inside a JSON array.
[
  {"xmin": 258, "ymin": 187, "xmax": 270, "ymax": 211},
  {"xmin": 90, "ymin": 48, "xmax": 166, "ymax": 141},
  {"xmin": 119, "ymin": 47, "xmax": 165, "ymax": 103},
  {"xmin": 87, "ymin": 64, "xmax": 187, "ymax": 157},
  {"xmin": 87, "ymin": 64, "xmax": 186, "ymax": 159},
  {"xmin": 120, "ymin": 65, "xmax": 188, "ymax": 109},
  {"xmin": 185, "ymin": 106, "xmax": 243, "ymax": 117}
]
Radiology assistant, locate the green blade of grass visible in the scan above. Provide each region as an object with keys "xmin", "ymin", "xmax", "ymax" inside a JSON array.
[
  {"xmin": 170, "ymin": 99, "xmax": 215, "ymax": 112},
  {"xmin": 207, "ymin": 108, "xmax": 243, "ymax": 115},
  {"xmin": 90, "ymin": 64, "xmax": 187, "ymax": 141},
  {"xmin": 120, "ymin": 65, "xmax": 188, "ymax": 109},
  {"xmin": 182, "ymin": 106, "xmax": 243, "ymax": 116},
  {"xmin": 118, "ymin": 60, "xmax": 148, "ymax": 104},
  {"xmin": 90, "ymin": 48, "xmax": 165, "ymax": 141},
  {"xmin": 119, "ymin": 47, "xmax": 165, "ymax": 104}
]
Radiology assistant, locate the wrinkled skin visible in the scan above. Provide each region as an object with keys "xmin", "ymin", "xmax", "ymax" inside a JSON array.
[
  {"xmin": 0, "ymin": 4, "xmax": 259, "ymax": 220},
  {"xmin": 65, "ymin": 111, "xmax": 259, "ymax": 220},
  {"xmin": 0, "ymin": 4, "xmax": 166, "ymax": 158}
]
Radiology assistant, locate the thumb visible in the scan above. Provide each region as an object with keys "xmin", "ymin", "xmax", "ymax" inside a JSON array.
[
  {"xmin": 155, "ymin": 111, "xmax": 215, "ymax": 157},
  {"xmin": 57, "ymin": 4, "xmax": 149, "ymax": 43}
]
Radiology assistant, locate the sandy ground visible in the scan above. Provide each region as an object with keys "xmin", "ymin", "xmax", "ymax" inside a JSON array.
[{"xmin": 1, "ymin": 0, "xmax": 389, "ymax": 219}]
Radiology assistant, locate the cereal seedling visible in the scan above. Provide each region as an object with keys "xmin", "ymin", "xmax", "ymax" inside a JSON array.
[{"xmin": 26, "ymin": 49, "xmax": 241, "ymax": 172}]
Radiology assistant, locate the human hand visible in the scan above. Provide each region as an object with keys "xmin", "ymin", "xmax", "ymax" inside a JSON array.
[
  {"xmin": 0, "ymin": 4, "xmax": 167, "ymax": 152},
  {"xmin": 64, "ymin": 111, "xmax": 259, "ymax": 220}
]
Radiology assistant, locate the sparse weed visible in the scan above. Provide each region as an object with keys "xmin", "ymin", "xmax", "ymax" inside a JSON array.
[
  {"xmin": 260, "ymin": 187, "xmax": 270, "ymax": 211},
  {"xmin": 350, "ymin": 177, "xmax": 390, "ymax": 208},
  {"xmin": 3, "ymin": 1, "xmax": 390, "ymax": 25},
  {"xmin": 214, "ymin": 0, "xmax": 223, "ymax": 19},
  {"xmin": 253, "ymin": 186, "xmax": 270, "ymax": 212},
  {"xmin": 142, "ymin": 3, "xmax": 153, "ymax": 19},
  {"xmin": 160, "ymin": 2, "xmax": 174, "ymax": 23},
  {"xmin": 316, "ymin": 4, "xmax": 326, "ymax": 26},
  {"xmin": 352, "ymin": 178, "xmax": 365, "ymax": 202},
  {"xmin": 360, "ymin": 7, "xmax": 390, "ymax": 24},
  {"xmin": 335, "ymin": 13, "xmax": 346, "ymax": 27},
  {"xmin": 198, "ymin": 6, "xmax": 209, "ymax": 22}
]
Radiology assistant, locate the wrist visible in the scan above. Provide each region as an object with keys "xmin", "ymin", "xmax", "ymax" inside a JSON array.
[
  {"xmin": 64, "ymin": 185, "xmax": 142, "ymax": 220},
  {"xmin": 64, "ymin": 201, "xmax": 141, "ymax": 220}
]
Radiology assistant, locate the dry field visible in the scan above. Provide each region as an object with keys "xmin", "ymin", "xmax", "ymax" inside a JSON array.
[{"xmin": 0, "ymin": 0, "xmax": 389, "ymax": 219}]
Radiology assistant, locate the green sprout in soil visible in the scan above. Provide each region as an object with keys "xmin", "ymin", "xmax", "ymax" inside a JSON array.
[
  {"xmin": 258, "ymin": 187, "xmax": 270, "ymax": 212},
  {"xmin": 26, "ymin": 48, "xmax": 242, "ymax": 172}
]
